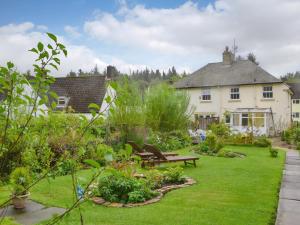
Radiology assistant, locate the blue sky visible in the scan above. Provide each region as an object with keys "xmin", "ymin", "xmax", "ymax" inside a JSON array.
[{"xmin": 0, "ymin": 0, "xmax": 299, "ymax": 76}]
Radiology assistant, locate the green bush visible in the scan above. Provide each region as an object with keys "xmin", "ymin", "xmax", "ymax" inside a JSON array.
[
  {"xmin": 145, "ymin": 83, "xmax": 192, "ymax": 132},
  {"xmin": 253, "ymin": 136, "xmax": 271, "ymax": 147},
  {"xmin": 209, "ymin": 122, "xmax": 230, "ymax": 138},
  {"xmin": 145, "ymin": 169, "xmax": 164, "ymax": 189},
  {"xmin": 163, "ymin": 166, "xmax": 185, "ymax": 184},
  {"xmin": 269, "ymin": 147, "xmax": 278, "ymax": 158},
  {"xmin": 97, "ymin": 170, "xmax": 157, "ymax": 204},
  {"xmin": 297, "ymin": 142, "xmax": 300, "ymax": 150},
  {"xmin": 147, "ymin": 130, "xmax": 192, "ymax": 152},
  {"xmin": 10, "ymin": 167, "xmax": 31, "ymax": 196}
]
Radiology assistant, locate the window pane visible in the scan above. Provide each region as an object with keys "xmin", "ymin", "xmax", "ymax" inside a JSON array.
[
  {"xmin": 233, "ymin": 114, "xmax": 240, "ymax": 126},
  {"xmin": 254, "ymin": 112, "xmax": 264, "ymax": 117},
  {"xmin": 242, "ymin": 118, "xmax": 248, "ymax": 126},
  {"xmin": 254, "ymin": 118, "xmax": 264, "ymax": 127}
]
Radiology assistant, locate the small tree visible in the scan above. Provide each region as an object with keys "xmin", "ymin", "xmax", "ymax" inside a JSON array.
[
  {"xmin": 145, "ymin": 83, "xmax": 193, "ymax": 132},
  {"xmin": 247, "ymin": 53, "xmax": 259, "ymax": 65}
]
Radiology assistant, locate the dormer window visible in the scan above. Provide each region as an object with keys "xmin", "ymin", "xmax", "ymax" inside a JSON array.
[
  {"xmin": 263, "ymin": 86, "xmax": 273, "ymax": 98},
  {"xmin": 202, "ymin": 88, "xmax": 211, "ymax": 101},
  {"xmin": 57, "ymin": 96, "xmax": 67, "ymax": 108}
]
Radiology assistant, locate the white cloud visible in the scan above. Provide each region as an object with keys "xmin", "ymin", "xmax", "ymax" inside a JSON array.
[
  {"xmin": 0, "ymin": 22, "xmax": 145, "ymax": 76},
  {"xmin": 84, "ymin": 0, "xmax": 300, "ymax": 76},
  {"xmin": 64, "ymin": 25, "xmax": 81, "ymax": 38}
]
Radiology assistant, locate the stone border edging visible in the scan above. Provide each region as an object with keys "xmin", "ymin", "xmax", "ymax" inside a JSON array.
[{"xmin": 91, "ymin": 177, "xmax": 196, "ymax": 208}]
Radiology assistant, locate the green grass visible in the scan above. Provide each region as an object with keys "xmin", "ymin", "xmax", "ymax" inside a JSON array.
[{"xmin": 0, "ymin": 145, "xmax": 285, "ymax": 225}]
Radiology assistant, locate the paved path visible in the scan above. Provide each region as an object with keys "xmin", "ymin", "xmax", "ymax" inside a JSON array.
[
  {"xmin": 0, "ymin": 200, "xmax": 65, "ymax": 225},
  {"xmin": 276, "ymin": 150, "xmax": 300, "ymax": 225}
]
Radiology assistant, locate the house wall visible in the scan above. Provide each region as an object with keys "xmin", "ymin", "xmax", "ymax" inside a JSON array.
[
  {"xmin": 292, "ymin": 99, "xmax": 300, "ymax": 122},
  {"xmin": 186, "ymin": 83, "xmax": 292, "ymax": 132}
]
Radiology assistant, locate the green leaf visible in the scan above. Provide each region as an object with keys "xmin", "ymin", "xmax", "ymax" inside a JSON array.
[
  {"xmin": 53, "ymin": 57, "xmax": 60, "ymax": 65},
  {"xmin": 88, "ymin": 103, "xmax": 100, "ymax": 110},
  {"xmin": 47, "ymin": 32, "xmax": 57, "ymax": 43},
  {"xmin": 51, "ymin": 101, "xmax": 57, "ymax": 109},
  {"xmin": 37, "ymin": 42, "xmax": 44, "ymax": 52},
  {"xmin": 62, "ymin": 49, "xmax": 68, "ymax": 57},
  {"xmin": 83, "ymin": 159, "xmax": 100, "ymax": 169},
  {"xmin": 49, "ymin": 63, "xmax": 58, "ymax": 70},
  {"xmin": 29, "ymin": 48, "xmax": 39, "ymax": 54},
  {"xmin": 7, "ymin": 62, "xmax": 14, "ymax": 69},
  {"xmin": 47, "ymin": 44, "xmax": 53, "ymax": 49},
  {"xmin": 49, "ymin": 91, "xmax": 58, "ymax": 99},
  {"xmin": 57, "ymin": 43, "xmax": 65, "ymax": 49},
  {"xmin": 105, "ymin": 95, "xmax": 111, "ymax": 103}
]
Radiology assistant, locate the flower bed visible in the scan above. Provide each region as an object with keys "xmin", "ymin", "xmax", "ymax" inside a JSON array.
[{"xmin": 91, "ymin": 177, "xmax": 196, "ymax": 207}]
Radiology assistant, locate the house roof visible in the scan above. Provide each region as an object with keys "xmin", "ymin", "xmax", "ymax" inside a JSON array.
[
  {"xmin": 49, "ymin": 76, "xmax": 107, "ymax": 113},
  {"xmin": 175, "ymin": 60, "xmax": 282, "ymax": 89},
  {"xmin": 287, "ymin": 82, "xmax": 300, "ymax": 99}
]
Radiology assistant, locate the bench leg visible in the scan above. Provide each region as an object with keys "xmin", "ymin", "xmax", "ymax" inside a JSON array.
[
  {"xmin": 184, "ymin": 161, "xmax": 187, "ymax": 166},
  {"xmin": 193, "ymin": 160, "xmax": 196, "ymax": 167}
]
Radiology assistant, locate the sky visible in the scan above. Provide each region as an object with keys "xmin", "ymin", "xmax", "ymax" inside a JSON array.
[{"xmin": 0, "ymin": 0, "xmax": 300, "ymax": 77}]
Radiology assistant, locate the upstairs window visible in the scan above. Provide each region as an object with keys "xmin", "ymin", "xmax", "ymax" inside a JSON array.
[
  {"xmin": 202, "ymin": 88, "xmax": 211, "ymax": 101},
  {"xmin": 230, "ymin": 87, "xmax": 240, "ymax": 99},
  {"xmin": 263, "ymin": 86, "xmax": 273, "ymax": 98},
  {"xmin": 57, "ymin": 96, "xmax": 67, "ymax": 107},
  {"xmin": 293, "ymin": 99, "xmax": 300, "ymax": 104}
]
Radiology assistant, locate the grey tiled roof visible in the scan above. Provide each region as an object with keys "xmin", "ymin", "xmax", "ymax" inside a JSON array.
[
  {"xmin": 49, "ymin": 76, "xmax": 107, "ymax": 113},
  {"xmin": 287, "ymin": 83, "xmax": 300, "ymax": 99},
  {"xmin": 175, "ymin": 60, "xmax": 282, "ymax": 89}
]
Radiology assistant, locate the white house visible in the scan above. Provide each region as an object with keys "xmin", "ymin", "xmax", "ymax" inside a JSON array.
[{"xmin": 175, "ymin": 47, "xmax": 292, "ymax": 136}]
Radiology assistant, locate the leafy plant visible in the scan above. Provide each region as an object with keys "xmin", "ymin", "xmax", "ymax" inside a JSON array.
[
  {"xmin": 253, "ymin": 136, "xmax": 271, "ymax": 147},
  {"xmin": 145, "ymin": 83, "xmax": 193, "ymax": 132},
  {"xmin": 10, "ymin": 167, "xmax": 31, "ymax": 196},
  {"xmin": 97, "ymin": 170, "xmax": 157, "ymax": 204},
  {"xmin": 163, "ymin": 166, "xmax": 185, "ymax": 184},
  {"xmin": 269, "ymin": 147, "xmax": 278, "ymax": 158}
]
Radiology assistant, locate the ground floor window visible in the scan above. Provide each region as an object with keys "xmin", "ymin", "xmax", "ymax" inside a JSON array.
[
  {"xmin": 232, "ymin": 112, "xmax": 265, "ymax": 128},
  {"xmin": 293, "ymin": 112, "xmax": 300, "ymax": 118}
]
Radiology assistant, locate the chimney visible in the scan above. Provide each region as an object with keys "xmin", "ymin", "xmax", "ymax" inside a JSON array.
[
  {"xmin": 106, "ymin": 65, "xmax": 116, "ymax": 80},
  {"xmin": 222, "ymin": 46, "xmax": 234, "ymax": 65}
]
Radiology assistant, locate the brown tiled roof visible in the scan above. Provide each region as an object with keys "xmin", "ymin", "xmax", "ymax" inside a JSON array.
[{"xmin": 49, "ymin": 76, "xmax": 107, "ymax": 113}]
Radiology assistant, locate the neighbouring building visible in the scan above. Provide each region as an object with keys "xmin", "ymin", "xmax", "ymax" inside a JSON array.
[
  {"xmin": 49, "ymin": 66, "xmax": 116, "ymax": 118},
  {"xmin": 175, "ymin": 47, "xmax": 292, "ymax": 136},
  {"xmin": 287, "ymin": 82, "xmax": 300, "ymax": 122}
]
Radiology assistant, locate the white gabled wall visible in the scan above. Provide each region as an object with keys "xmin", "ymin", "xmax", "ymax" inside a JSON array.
[{"xmin": 185, "ymin": 83, "xmax": 292, "ymax": 132}]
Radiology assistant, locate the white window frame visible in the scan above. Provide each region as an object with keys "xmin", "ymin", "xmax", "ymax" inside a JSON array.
[
  {"xmin": 57, "ymin": 96, "xmax": 67, "ymax": 108},
  {"xmin": 201, "ymin": 88, "xmax": 211, "ymax": 101},
  {"xmin": 293, "ymin": 99, "xmax": 300, "ymax": 104},
  {"xmin": 263, "ymin": 86, "xmax": 273, "ymax": 99},
  {"xmin": 230, "ymin": 87, "xmax": 240, "ymax": 100}
]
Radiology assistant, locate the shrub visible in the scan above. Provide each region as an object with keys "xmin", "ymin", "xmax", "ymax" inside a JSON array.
[
  {"xmin": 163, "ymin": 166, "xmax": 185, "ymax": 184},
  {"xmin": 297, "ymin": 142, "xmax": 300, "ymax": 151},
  {"xmin": 145, "ymin": 169, "xmax": 164, "ymax": 189},
  {"xmin": 205, "ymin": 133, "xmax": 219, "ymax": 153},
  {"xmin": 293, "ymin": 128, "xmax": 300, "ymax": 143},
  {"xmin": 209, "ymin": 122, "xmax": 230, "ymax": 138},
  {"xmin": 269, "ymin": 147, "xmax": 278, "ymax": 158},
  {"xmin": 10, "ymin": 167, "xmax": 31, "ymax": 196},
  {"xmin": 97, "ymin": 170, "xmax": 157, "ymax": 204},
  {"xmin": 147, "ymin": 130, "xmax": 192, "ymax": 152},
  {"xmin": 145, "ymin": 83, "xmax": 193, "ymax": 132},
  {"xmin": 253, "ymin": 136, "xmax": 271, "ymax": 147}
]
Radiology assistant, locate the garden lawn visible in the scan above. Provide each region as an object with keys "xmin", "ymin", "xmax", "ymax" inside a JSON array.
[{"xmin": 0, "ymin": 145, "xmax": 285, "ymax": 225}]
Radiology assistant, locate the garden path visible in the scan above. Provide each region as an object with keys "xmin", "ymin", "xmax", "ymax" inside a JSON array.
[
  {"xmin": 276, "ymin": 149, "xmax": 300, "ymax": 225},
  {"xmin": 0, "ymin": 200, "xmax": 65, "ymax": 225}
]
